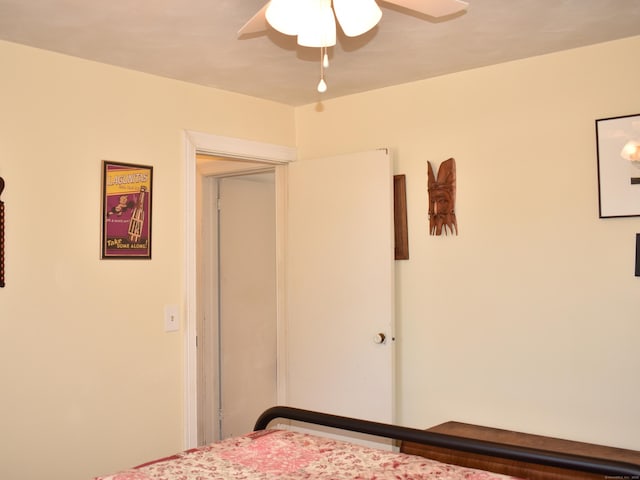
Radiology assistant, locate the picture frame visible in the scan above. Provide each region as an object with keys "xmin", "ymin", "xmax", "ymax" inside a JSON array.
[
  {"xmin": 635, "ymin": 233, "xmax": 640, "ymax": 277},
  {"xmin": 101, "ymin": 161, "xmax": 153, "ymax": 259},
  {"xmin": 595, "ymin": 113, "xmax": 640, "ymax": 218}
]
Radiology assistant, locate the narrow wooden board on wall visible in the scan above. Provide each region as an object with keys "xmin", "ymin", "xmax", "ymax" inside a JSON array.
[
  {"xmin": 0, "ymin": 176, "xmax": 5, "ymax": 287},
  {"xmin": 394, "ymin": 175, "xmax": 409, "ymax": 260}
]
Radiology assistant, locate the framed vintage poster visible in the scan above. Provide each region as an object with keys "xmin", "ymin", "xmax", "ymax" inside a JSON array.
[
  {"xmin": 595, "ymin": 113, "xmax": 640, "ymax": 218},
  {"xmin": 101, "ymin": 161, "xmax": 153, "ymax": 259}
]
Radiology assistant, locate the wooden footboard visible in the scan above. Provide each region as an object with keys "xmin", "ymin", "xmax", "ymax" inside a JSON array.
[
  {"xmin": 401, "ymin": 421, "xmax": 640, "ymax": 480},
  {"xmin": 255, "ymin": 406, "xmax": 640, "ymax": 479}
]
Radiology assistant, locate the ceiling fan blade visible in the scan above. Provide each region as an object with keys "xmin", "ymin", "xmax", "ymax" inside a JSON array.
[
  {"xmin": 334, "ymin": 0, "xmax": 383, "ymax": 37},
  {"xmin": 238, "ymin": 2, "xmax": 270, "ymax": 37},
  {"xmin": 382, "ymin": 0, "xmax": 468, "ymax": 17}
]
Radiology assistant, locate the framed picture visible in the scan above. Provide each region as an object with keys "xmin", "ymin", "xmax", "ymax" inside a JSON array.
[
  {"xmin": 101, "ymin": 161, "xmax": 153, "ymax": 259},
  {"xmin": 636, "ymin": 234, "xmax": 640, "ymax": 277},
  {"xmin": 595, "ymin": 113, "xmax": 640, "ymax": 218}
]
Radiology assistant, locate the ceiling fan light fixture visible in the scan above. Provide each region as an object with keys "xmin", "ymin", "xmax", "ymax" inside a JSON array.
[
  {"xmin": 265, "ymin": 0, "xmax": 302, "ymax": 36},
  {"xmin": 297, "ymin": 0, "xmax": 337, "ymax": 48},
  {"xmin": 333, "ymin": 0, "xmax": 382, "ymax": 37}
]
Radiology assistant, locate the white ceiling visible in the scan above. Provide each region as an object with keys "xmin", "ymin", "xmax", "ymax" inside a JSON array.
[{"xmin": 1, "ymin": 0, "xmax": 639, "ymax": 106}]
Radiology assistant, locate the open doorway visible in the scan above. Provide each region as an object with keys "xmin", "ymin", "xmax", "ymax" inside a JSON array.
[
  {"xmin": 196, "ymin": 155, "xmax": 277, "ymax": 444},
  {"xmin": 184, "ymin": 133, "xmax": 395, "ymax": 450},
  {"xmin": 183, "ymin": 131, "xmax": 296, "ymax": 449}
]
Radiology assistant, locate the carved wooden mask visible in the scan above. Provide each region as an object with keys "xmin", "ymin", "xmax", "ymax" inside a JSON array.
[{"xmin": 427, "ymin": 158, "xmax": 457, "ymax": 236}]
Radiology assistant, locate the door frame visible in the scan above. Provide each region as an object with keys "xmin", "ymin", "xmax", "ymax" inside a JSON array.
[{"xmin": 183, "ymin": 130, "xmax": 296, "ymax": 448}]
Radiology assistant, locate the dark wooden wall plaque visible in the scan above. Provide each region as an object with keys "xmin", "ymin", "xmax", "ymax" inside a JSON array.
[
  {"xmin": 394, "ymin": 174, "xmax": 409, "ymax": 260},
  {"xmin": 0, "ymin": 176, "xmax": 4, "ymax": 287}
]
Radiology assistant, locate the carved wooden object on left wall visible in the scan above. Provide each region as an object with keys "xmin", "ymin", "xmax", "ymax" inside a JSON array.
[{"xmin": 0, "ymin": 176, "xmax": 5, "ymax": 287}]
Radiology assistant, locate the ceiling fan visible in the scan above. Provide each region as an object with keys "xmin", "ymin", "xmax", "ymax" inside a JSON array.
[{"xmin": 238, "ymin": 0, "xmax": 469, "ymax": 93}]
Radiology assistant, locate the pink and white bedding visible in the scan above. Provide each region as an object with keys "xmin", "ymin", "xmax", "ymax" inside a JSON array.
[{"xmin": 95, "ymin": 429, "xmax": 522, "ymax": 480}]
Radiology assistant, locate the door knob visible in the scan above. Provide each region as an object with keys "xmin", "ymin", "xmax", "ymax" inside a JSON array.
[{"xmin": 373, "ymin": 333, "xmax": 386, "ymax": 344}]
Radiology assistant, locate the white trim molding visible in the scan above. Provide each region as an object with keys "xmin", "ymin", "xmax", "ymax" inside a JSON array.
[
  {"xmin": 183, "ymin": 130, "xmax": 296, "ymax": 448},
  {"xmin": 185, "ymin": 130, "xmax": 297, "ymax": 163}
]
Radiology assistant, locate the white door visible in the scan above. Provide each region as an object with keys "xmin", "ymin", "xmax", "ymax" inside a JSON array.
[
  {"xmin": 285, "ymin": 149, "xmax": 395, "ymax": 426},
  {"xmin": 218, "ymin": 173, "xmax": 278, "ymax": 439}
]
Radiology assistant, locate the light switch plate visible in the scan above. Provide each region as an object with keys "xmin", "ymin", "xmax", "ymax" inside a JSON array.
[{"xmin": 164, "ymin": 304, "xmax": 179, "ymax": 332}]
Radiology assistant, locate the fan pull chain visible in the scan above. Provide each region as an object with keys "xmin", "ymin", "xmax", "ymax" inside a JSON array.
[{"xmin": 317, "ymin": 46, "xmax": 328, "ymax": 93}]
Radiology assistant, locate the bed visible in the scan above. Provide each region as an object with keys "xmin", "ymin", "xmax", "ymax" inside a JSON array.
[{"xmin": 94, "ymin": 406, "xmax": 640, "ymax": 480}]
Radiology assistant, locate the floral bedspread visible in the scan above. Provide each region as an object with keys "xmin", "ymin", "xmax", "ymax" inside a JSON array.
[{"xmin": 94, "ymin": 429, "xmax": 522, "ymax": 480}]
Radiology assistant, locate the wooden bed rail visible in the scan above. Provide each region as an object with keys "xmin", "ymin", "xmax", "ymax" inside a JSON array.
[{"xmin": 254, "ymin": 406, "xmax": 640, "ymax": 478}]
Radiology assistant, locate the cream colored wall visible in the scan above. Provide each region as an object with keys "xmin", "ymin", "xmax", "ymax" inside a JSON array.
[
  {"xmin": 295, "ymin": 36, "xmax": 640, "ymax": 450},
  {"xmin": 2, "ymin": 31, "xmax": 639, "ymax": 480},
  {"xmin": 0, "ymin": 40, "xmax": 294, "ymax": 480}
]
